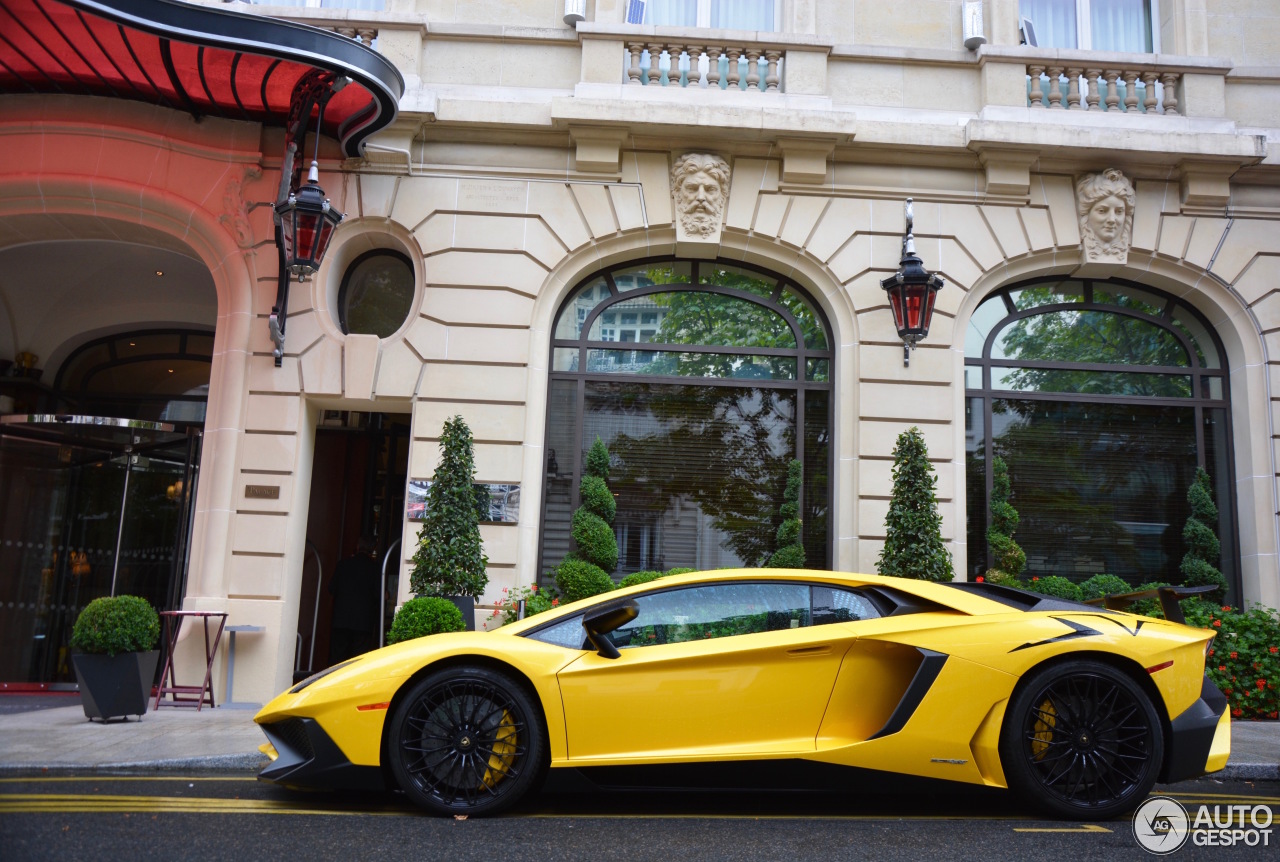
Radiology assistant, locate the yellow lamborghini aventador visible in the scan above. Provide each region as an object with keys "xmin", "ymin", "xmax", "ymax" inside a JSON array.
[{"xmin": 254, "ymin": 569, "xmax": 1230, "ymax": 820}]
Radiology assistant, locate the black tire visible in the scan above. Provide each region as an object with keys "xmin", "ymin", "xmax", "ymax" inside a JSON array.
[
  {"xmin": 387, "ymin": 665, "xmax": 547, "ymax": 816},
  {"xmin": 1000, "ymin": 659, "xmax": 1163, "ymax": 820}
]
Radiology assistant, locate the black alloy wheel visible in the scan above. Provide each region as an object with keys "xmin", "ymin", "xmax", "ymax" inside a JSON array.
[
  {"xmin": 387, "ymin": 666, "xmax": 547, "ymax": 816},
  {"xmin": 1001, "ymin": 659, "xmax": 1164, "ymax": 820}
]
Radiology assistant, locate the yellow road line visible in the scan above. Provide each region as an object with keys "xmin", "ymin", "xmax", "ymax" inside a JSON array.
[
  {"xmin": 1163, "ymin": 791, "xmax": 1280, "ymax": 804},
  {"xmin": 0, "ymin": 776, "xmax": 257, "ymax": 784},
  {"xmin": 1014, "ymin": 825, "xmax": 1111, "ymax": 833}
]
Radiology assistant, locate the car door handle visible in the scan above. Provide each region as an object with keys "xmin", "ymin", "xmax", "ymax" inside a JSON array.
[{"xmin": 786, "ymin": 645, "xmax": 831, "ymax": 657}]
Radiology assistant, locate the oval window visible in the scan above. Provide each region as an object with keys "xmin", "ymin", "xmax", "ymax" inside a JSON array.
[{"xmin": 338, "ymin": 250, "xmax": 415, "ymax": 338}]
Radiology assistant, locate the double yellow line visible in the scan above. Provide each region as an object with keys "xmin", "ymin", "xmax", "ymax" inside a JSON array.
[{"xmin": 0, "ymin": 793, "xmax": 408, "ymax": 816}]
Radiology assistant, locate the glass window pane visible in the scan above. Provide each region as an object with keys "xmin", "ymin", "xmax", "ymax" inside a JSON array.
[
  {"xmin": 991, "ymin": 367, "xmax": 1192, "ymax": 397},
  {"xmin": 587, "ymin": 292, "xmax": 796, "ymax": 349},
  {"xmin": 340, "ymin": 252, "xmax": 415, "ymax": 338},
  {"xmin": 966, "ymin": 294, "xmax": 1009, "ymax": 359},
  {"xmin": 780, "ymin": 288, "xmax": 829, "ymax": 349},
  {"xmin": 643, "ymin": 0, "xmax": 697, "ymax": 26},
  {"xmin": 992, "ymin": 310, "xmax": 1190, "ymax": 366},
  {"xmin": 964, "ymin": 365, "xmax": 981, "ymax": 389},
  {"xmin": 527, "ymin": 615, "xmax": 586, "ymax": 650},
  {"xmin": 555, "ymin": 277, "xmax": 610, "ymax": 340},
  {"xmin": 1090, "ymin": 0, "xmax": 1153, "ymax": 53},
  {"xmin": 1204, "ymin": 377, "xmax": 1224, "ymax": 400},
  {"xmin": 1171, "ymin": 311, "xmax": 1219, "ymax": 369},
  {"xmin": 1009, "ymin": 280, "xmax": 1084, "ymax": 311},
  {"xmin": 964, "ymin": 397, "xmax": 986, "ymax": 579},
  {"xmin": 580, "ymin": 381, "xmax": 799, "ymax": 574},
  {"xmin": 1202, "ymin": 407, "xmax": 1236, "ymax": 602},
  {"xmin": 812, "ymin": 586, "xmax": 880, "ymax": 625},
  {"xmin": 990, "ymin": 399, "xmax": 1197, "ymax": 585},
  {"xmin": 1019, "ymin": 0, "xmax": 1078, "ymax": 48},
  {"xmin": 609, "ymin": 582, "xmax": 811, "ymax": 648},
  {"xmin": 805, "ymin": 359, "xmax": 830, "ymax": 382},
  {"xmin": 711, "ymin": 0, "xmax": 775, "ymax": 30},
  {"xmin": 1093, "ymin": 285, "xmax": 1167, "ymax": 317},
  {"xmin": 698, "ymin": 264, "xmax": 776, "ymax": 299},
  {"xmin": 611, "ymin": 262, "xmax": 692, "ymax": 291},
  {"xmin": 803, "ymin": 390, "xmax": 830, "ymax": 569},
  {"xmin": 585, "ymin": 349, "xmax": 796, "ymax": 380},
  {"xmin": 553, "ymin": 348, "xmax": 579, "ymax": 372}
]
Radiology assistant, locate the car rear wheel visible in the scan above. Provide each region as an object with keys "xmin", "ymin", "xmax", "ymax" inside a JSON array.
[
  {"xmin": 1000, "ymin": 659, "xmax": 1163, "ymax": 820},
  {"xmin": 387, "ymin": 665, "xmax": 546, "ymax": 816}
]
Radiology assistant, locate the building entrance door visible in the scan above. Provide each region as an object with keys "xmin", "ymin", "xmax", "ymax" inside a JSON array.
[
  {"xmin": 296, "ymin": 412, "xmax": 410, "ymax": 679},
  {"xmin": 0, "ymin": 416, "xmax": 200, "ymax": 688}
]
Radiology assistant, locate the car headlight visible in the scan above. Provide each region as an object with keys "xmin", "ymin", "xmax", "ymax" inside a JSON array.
[{"xmin": 289, "ymin": 659, "xmax": 357, "ymax": 693}]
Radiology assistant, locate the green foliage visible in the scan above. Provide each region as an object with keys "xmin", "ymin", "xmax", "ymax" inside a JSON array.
[
  {"xmin": 765, "ymin": 459, "xmax": 805, "ymax": 568},
  {"xmin": 619, "ymin": 570, "xmax": 663, "ymax": 589},
  {"xmin": 555, "ymin": 558, "xmax": 615, "ymax": 603},
  {"xmin": 664, "ymin": 567, "xmax": 696, "ymax": 576},
  {"xmin": 70, "ymin": 595, "xmax": 160, "ymax": 656},
  {"xmin": 579, "ymin": 476, "xmax": 617, "ymax": 523},
  {"xmin": 571, "ymin": 509, "xmax": 619, "ymax": 572},
  {"xmin": 985, "ymin": 456, "xmax": 1026, "ymax": 580},
  {"xmin": 1024, "ymin": 575, "xmax": 1084, "ymax": 602},
  {"xmin": 878, "ymin": 428, "xmax": 953, "ymax": 582},
  {"xmin": 1183, "ymin": 601, "xmax": 1280, "ymax": 720},
  {"xmin": 410, "ymin": 416, "xmax": 489, "ymax": 598},
  {"xmin": 1181, "ymin": 468, "xmax": 1227, "ymax": 603},
  {"xmin": 387, "ymin": 597, "xmax": 465, "ymax": 644},
  {"xmin": 565, "ymin": 437, "xmax": 619, "ymax": 575},
  {"xmin": 984, "ymin": 570, "xmax": 1026, "ymax": 589},
  {"xmin": 1079, "ymin": 574, "xmax": 1133, "ymax": 602},
  {"xmin": 585, "ymin": 437, "xmax": 611, "ymax": 480},
  {"xmin": 490, "ymin": 584, "xmax": 560, "ymax": 626}
]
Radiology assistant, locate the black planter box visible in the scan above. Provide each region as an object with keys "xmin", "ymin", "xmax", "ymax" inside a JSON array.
[
  {"xmin": 444, "ymin": 595, "xmax": 477, "ymax": 631},
  {"xmin": 72, "ymin": 650, "xmax": 160, "ymax": 721}
]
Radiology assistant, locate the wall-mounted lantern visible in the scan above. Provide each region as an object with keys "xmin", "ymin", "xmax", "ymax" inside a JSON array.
[{"xmin": 880, "ymin": 199, "xmax": 944, "ymax": 367}]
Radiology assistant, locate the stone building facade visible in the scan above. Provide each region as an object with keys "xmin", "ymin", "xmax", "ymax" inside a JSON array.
[{"xmin": 1, "ymin": 0, "xmax": 1278, "ymax": 705}]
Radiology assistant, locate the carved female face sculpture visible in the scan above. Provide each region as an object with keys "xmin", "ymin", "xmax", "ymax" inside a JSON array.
[{"xmin": 1076, "ymin": 168, "xmax": 1136, "ymax": 263}]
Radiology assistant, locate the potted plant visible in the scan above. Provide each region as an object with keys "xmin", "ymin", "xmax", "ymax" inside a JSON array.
[
  {"xmin": 387, "ymin": 597, "xmax": 466, "ymax": 644},
  {"xmin": 69, "ymin": 595, "xmax": 161, "ymax": 721},
  {"xmin": 409, "ymin": 416, "xmax": 488, "ymax": 629}
]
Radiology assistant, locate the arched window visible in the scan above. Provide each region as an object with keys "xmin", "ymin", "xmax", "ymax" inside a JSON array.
[
  {"xmin": 540, "ymin": 258, "xmax": 833, "ymax": 578},
  {"xmin": 55, "ymin": 329, "xmax": 214, "ymax": 422},
  {"xmin": 338, "ymin": 249, "xmax": 415, "ymax": 338},
  {"xmin": 965, "ymin": 278, "xmax": 1236, "ymax": 597}
]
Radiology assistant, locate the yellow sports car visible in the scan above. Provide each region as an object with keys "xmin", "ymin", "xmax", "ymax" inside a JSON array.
[{"xmin": 254, "ymin": 569, "xmax": 1230, "ymax": 820}]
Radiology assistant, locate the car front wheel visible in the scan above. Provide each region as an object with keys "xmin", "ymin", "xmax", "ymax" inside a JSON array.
[
  {"xmin": 1000, "ymin": 659, "xmax": 1164, "ymax": 820},
  {"xmin": 387, "ymin": 665, "xmax": 546, "ymax": 816}
]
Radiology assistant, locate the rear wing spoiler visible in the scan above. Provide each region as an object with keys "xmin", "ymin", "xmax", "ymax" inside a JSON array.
[{"xmin": 1083, "ymin": 584, "xmax": 1218, "ymax": 624}]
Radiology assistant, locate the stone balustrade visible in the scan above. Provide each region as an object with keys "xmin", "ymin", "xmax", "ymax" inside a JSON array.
[
  {"xmin": 333, "ymin": 26, "xmax": 377, "ymax": 47},
  {"xmin": 1027, "ymin": 65, "xmax": 1180, "ymax": 114},
  {"xmin": 624, "ymin": 40, "xmax": 783, "ymax": 92}
]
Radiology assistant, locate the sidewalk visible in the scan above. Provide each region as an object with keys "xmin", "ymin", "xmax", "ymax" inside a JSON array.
[{"xmin": 0, "ymin": 696, "xmax": 1276, "ymax": 780}]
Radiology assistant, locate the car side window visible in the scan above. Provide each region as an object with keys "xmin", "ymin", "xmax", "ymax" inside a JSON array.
[
  {"xmin": 608, "ymin": 583, "xmax": 811, "ymax": 649},
  {"xmin": 526, "ymin": 614, "xmax": 586, "ymax": 650},
  {"xmin": 812, "ymin": 586, "xmax": 881, "ymax": 625}
]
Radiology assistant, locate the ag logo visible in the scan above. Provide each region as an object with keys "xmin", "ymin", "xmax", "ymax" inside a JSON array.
[{"xmin": 1133, "ymin": 796, "xmax": 1190, "ymax": 854}]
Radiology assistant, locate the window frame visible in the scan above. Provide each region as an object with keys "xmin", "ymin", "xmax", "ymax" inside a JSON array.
[
  {"xmin": 1022, "ymin": 0, "xmax": 1161, "ymax": 53},
  {"xmin": 637, "ymin": 0, "xmax": 782, "ymax": 31},
  {"xmin": 540, "ymin": 256, "xmax": 834, "ymax": 579},
  {"xmin": 336, "ymin": 248, "xmax": 416, "ymax": 339}
]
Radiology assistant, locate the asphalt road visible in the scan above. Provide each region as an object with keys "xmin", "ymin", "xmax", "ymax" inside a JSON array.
[{"xmin": 0, "ymin": 775, "xmax": 1275, "ymax": 861}]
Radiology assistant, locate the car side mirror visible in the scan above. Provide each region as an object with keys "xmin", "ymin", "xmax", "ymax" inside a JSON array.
[{"xmin": 581, "ymin": 600, "xmax": 639, "ymax": 660}]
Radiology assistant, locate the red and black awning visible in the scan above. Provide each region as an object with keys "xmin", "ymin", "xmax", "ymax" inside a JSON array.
[{"xmin": 0, "ymin": 0, "xmax": 403, "ymax": 157}]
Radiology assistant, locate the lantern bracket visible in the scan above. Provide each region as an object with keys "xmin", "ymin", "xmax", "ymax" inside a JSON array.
[
  {"xmin": 269, "ymin": 70, "xmax": 347, "ymax": 366},
  {"xmin": 880, "ymin": 198, "xmax": 944, "ymax": 368}
]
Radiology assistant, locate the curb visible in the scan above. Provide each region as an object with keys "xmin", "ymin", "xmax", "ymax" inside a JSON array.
[
  {"xmin": 0, "ymin": 754, "xmax": 268, "ymax": 775},
  {"xmin": 1214, "ymin": 763, "xmax": 1280, "ymax": 781}
]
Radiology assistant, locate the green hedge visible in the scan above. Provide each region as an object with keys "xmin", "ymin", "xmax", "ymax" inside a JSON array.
[
  {"xmin": 71, "ymin": 595, "xmax": 160, "ymax": 656},
  {"xmin": 555, "ymin": 558, "xmax": 615, "ymax": 602},
  {"xmin": 387, "ymin": 597, "xmax": 465, "ymax": 644}
]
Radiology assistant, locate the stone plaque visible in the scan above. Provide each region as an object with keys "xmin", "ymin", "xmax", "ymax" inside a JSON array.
[{"xmin": 245, "ymin": 484, "xmax": 281, "ymax": 500}]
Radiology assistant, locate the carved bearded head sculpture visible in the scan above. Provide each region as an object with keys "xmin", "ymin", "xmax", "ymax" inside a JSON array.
[
  {"xmin": 671, "ymin": 153, "xmax": 731, "ymax": 239},
  {"xmin": 1076, "ymin": 168, "xmax": 1136, "ymax": 263}
]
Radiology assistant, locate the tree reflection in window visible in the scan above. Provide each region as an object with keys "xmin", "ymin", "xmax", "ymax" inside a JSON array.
[{"xmin": 542, "ymin": 258, "xmax": 833, "ymax": 579}]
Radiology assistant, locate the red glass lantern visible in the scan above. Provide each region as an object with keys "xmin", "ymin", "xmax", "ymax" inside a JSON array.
[
  {"xmin": 275, "ymin": 160, "xmax": 343, "ymax": 279},
  {"xmin": 880, "ymin": 202, "xmax": 944, "ymax": 365}
]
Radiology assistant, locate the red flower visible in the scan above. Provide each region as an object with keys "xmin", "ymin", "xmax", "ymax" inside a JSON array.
[
  {"xmin": 1032, "ymin": 576, "xmax": 1040, "ymax": 582},
  {"xmin": 1208, "ymin": 648, "xmax": 1215, "ymax": 656},
  {"xmin": 1219, "ymin": 665, "xmax": 1227, "ymax": 672},
  {"xmin": 1213, "ymin": 620, "xmax": 1222, "ymax": 627},
  {"xmin": 1232, "ymin": 708, "xmax": 1243, "ymax": 717},
  {"xmin": 1271, "ymin": 712, "xmax": 1279, "ymax": 720},
  {"xmin": 976, "ymin": 576, "xmax": 984, "ymax": 583},
  {"xmin": 1230, "ymin": 651, "xmax": 1238, "ymax": 659},
  {"xmin": 1221, "ymin": 605, "xmax": 1232, "ymax": 612},
  {"xmin": 551, "ymin": 598, "xmax": 559, "ymax": 607},
  {"xmin": 531, "ymin": 584, "xmax": 538, "ymax": 593},
  {"xmin": 1258, "ymin": 680, "xmax": 1268, "ymax": 690},
  {"xmin": 1270, "ymin": 647, "xmax": 1278, "ymax": 654}
]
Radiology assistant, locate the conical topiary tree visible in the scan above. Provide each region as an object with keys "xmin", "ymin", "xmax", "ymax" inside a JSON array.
[
  {"xmin": 556, "ymin": 437, "xmax": 617, "ymax": 601},
  {"xmin": 765, "ymin": 459, "xmax": 805, "ymax": 568},
  {"xmin": 1181, "ymin": 467, "xmax": 1227, "ymax": 602},
  {"xmin": 877, "ymin": 427, "xmax": 953, "ymax": 582},
  {"xmin": 985, "ymin": 456, "xmax": 1026, "ymax": 581},
  {"xmin": 410, "ymin": 416, "xmax": 489, "ymax": 599}
]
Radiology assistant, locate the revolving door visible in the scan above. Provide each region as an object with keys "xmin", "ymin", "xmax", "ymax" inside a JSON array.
[{"xmin": 0, "ymin": 416, "xmax": 200, "ymax": 687}]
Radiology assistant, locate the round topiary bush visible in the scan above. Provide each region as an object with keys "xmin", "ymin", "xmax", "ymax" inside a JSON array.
[
  {"xmin": 71, "ymin": 595, "xmax": 160, "ymax": 656},
  {"xmin": 571, "ymin": 508, "xmax": 619, "ymax": 572},
  {"xmin": 619, "ymin": 570, "xmax": 662, "ymax": 589},
  {"xmin": 579, "ymin": 475, "xmax": 617, "ymax": 524},
  {"xmin": 387, "ymin": 597, "xmax": 466, "ymax": 644},
  {"xmin": 1026, "ymin": 575, "xmax": 1084, "ymax": 602},
  {"xmin": 1080, "ymin": 574, "xmax": 1132, "ymax": 602},
  {"xmin": 555, "ymin": 558, "xmax": 615, "ymax": 602}
]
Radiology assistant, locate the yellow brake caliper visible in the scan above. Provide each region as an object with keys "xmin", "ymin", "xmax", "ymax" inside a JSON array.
[
  {"xmin": 1031, "ymin": 697, "xmax": 1056, "ymax": 760},
  {"xmin": 482, "ymin": 710, "xmax": 518, "ymax": 788}
]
